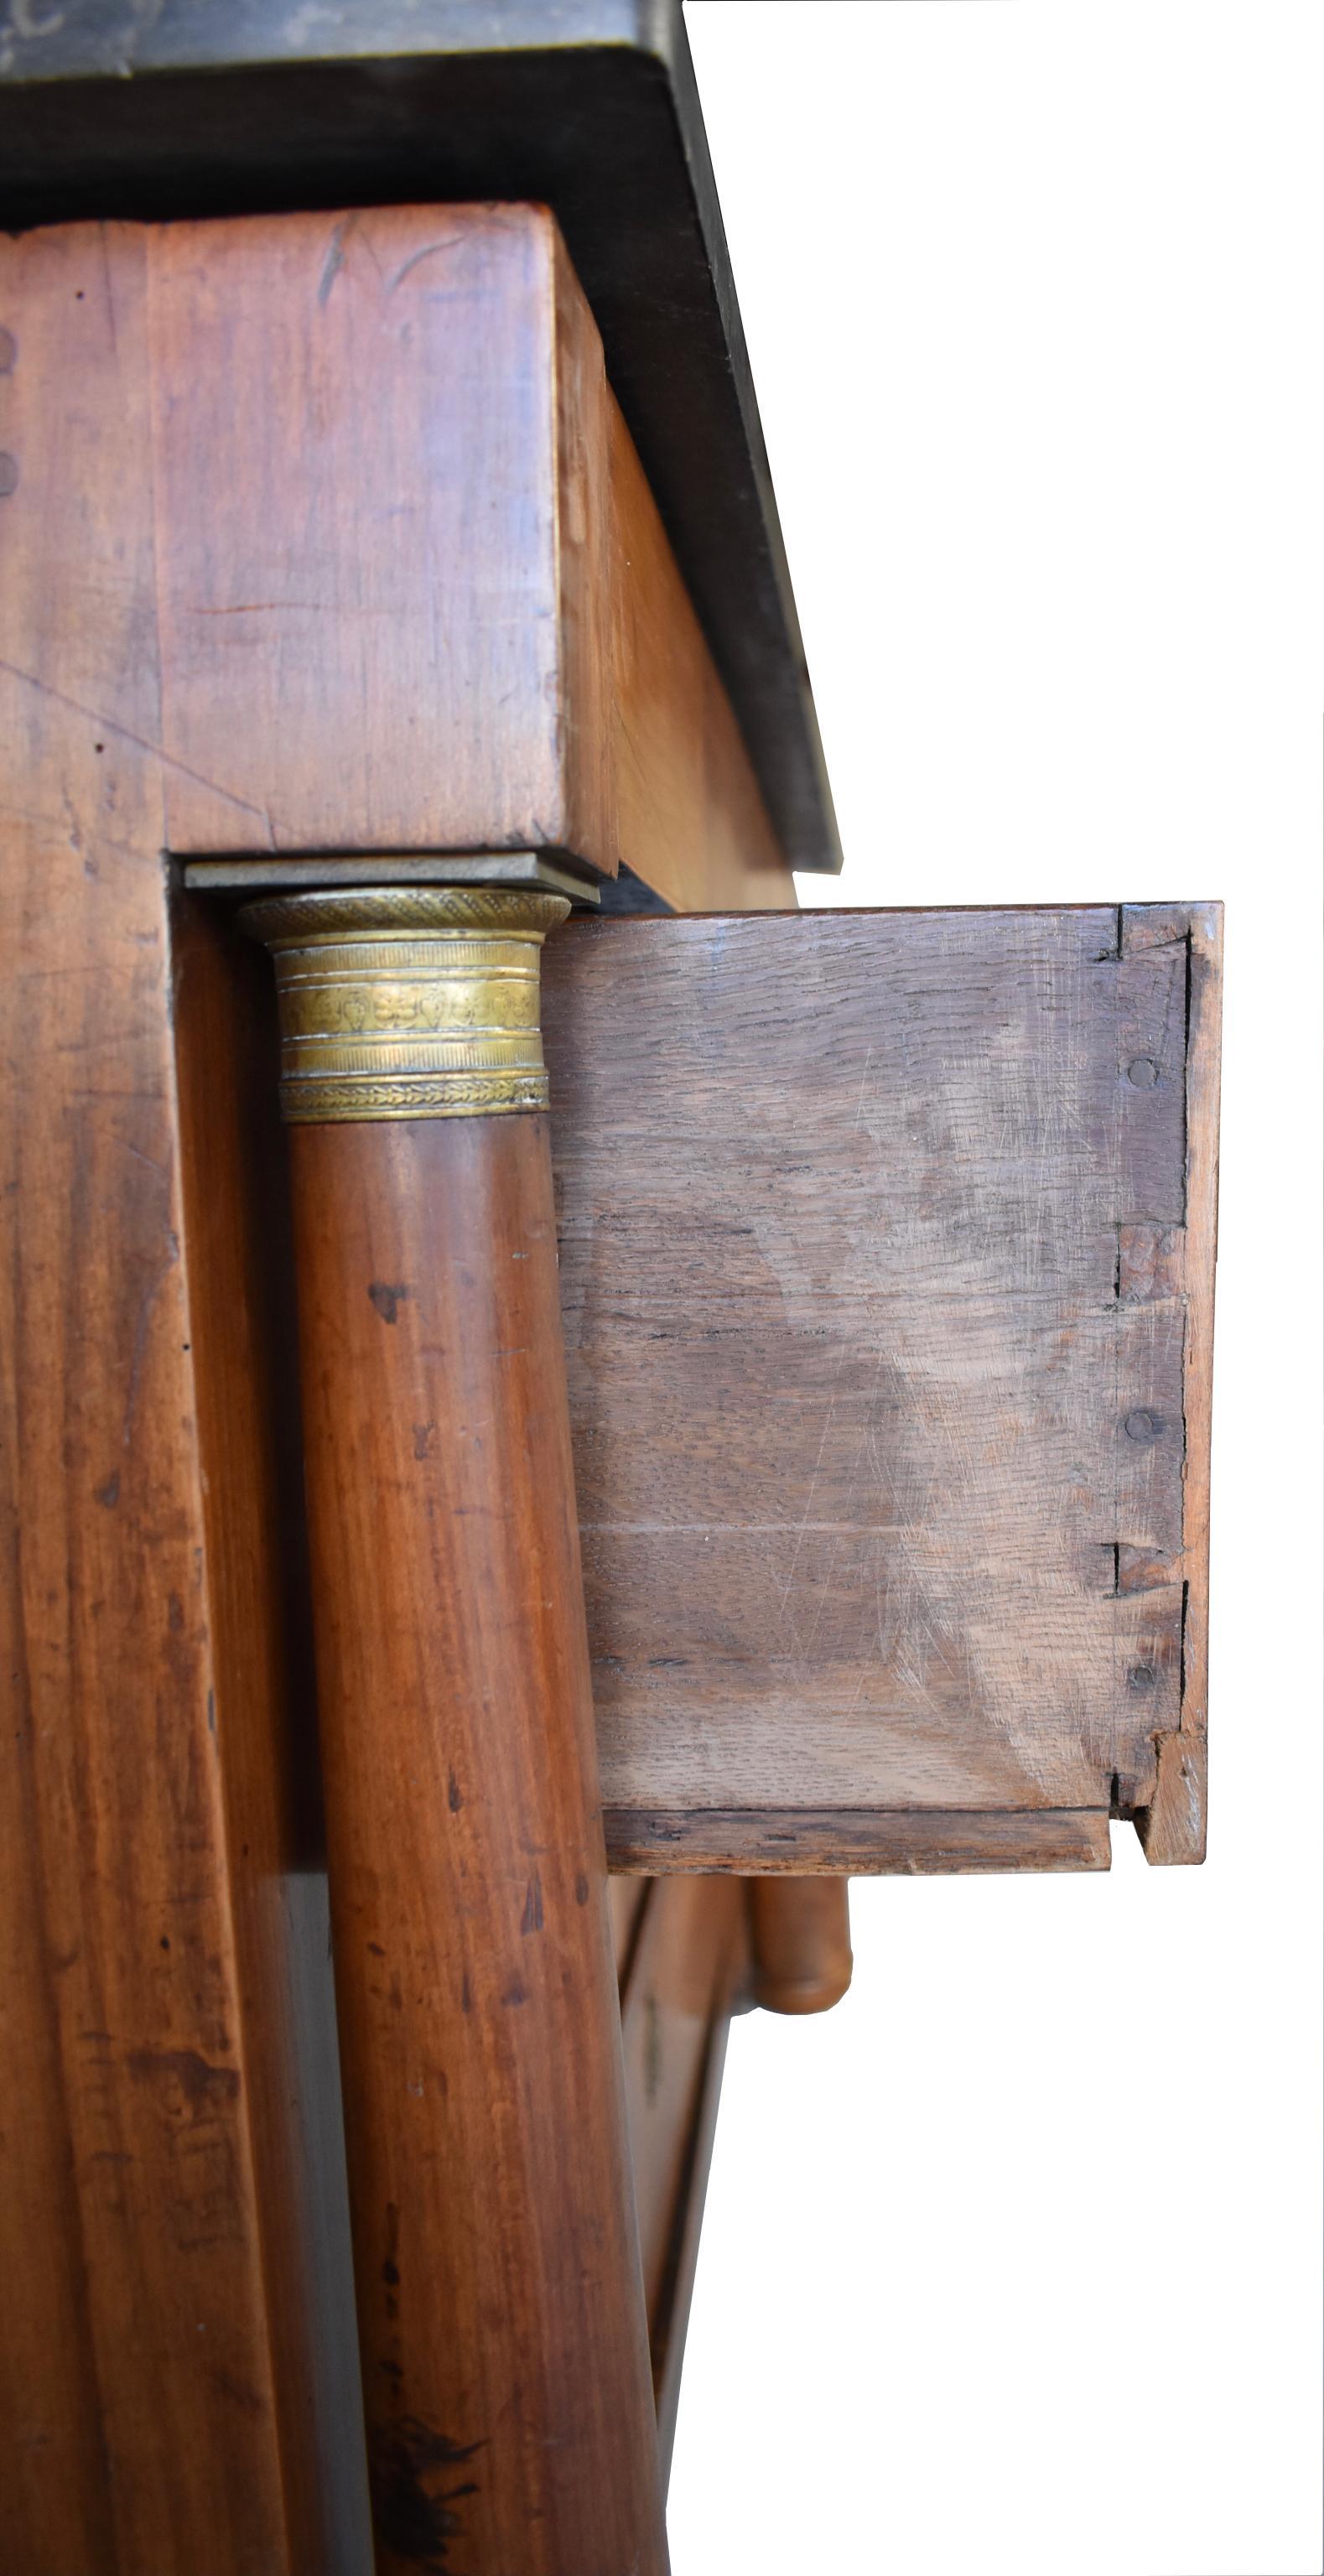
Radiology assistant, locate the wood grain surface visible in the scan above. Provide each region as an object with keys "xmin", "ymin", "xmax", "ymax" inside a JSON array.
[
  {"xmin": 543, "ymin": 903, "xmax": 1222, "ymax": 1871},
  {"xmin": 285, "ymin": 1110, "xmax": 667, "ymax": 2576},
  {"xmin": 169, "ymin": 897, "xmax": 371, "ymax": 2566},
  {"xmin": 1132, "ymin": 903, "xmax": 1221, "ymax": 1863},
  {"xmin": 605, "ymin": 1807, "xmax": 1114, "ymax": 1876},
  {"xmin": 0, "ymin": 221, "xmax": 364, "ymax": 2575},
  {"xmin": 615, "ymin": 1877, "xmax": 750, "ymax": 2485},
  {"xmin": 652, "ymin": 2001, "xmax": 734, "ymax": 2489},
  {"xmin": 618, "ymin": 1878, "xmax": 746, "ymax": 2329},
  {"xmin": 143, "ymin": 200, "xmax": 792, "ymax": 908},
  {"xmin": 607, "ymin": 397, "xmax": 795, "ymax": 912}
]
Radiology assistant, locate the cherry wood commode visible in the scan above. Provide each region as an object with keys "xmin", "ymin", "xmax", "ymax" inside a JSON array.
[
  {"xmin": 0, "ymin": 194, "xmax": 823, "ymax": 2576},
  {"xmin": 0, "ymin": 18, "xmax": 1219, "ymax": 2573}
]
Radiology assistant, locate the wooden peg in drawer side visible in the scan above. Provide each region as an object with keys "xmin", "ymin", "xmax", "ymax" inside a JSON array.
[{"xmin": 749, "ymin": 1879, "xmax": 854, "ymax": 2016}]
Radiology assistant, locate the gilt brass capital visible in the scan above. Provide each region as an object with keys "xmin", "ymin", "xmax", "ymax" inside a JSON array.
[{"xmin": 240, "ymin": 886, "xmax": 570, "ymax": 1124}]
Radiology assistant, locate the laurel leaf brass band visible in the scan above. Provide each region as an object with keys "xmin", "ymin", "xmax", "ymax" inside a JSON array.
[{"xmin": 240, "ymin": 886, "xmax": 571, "ymax": 1124}]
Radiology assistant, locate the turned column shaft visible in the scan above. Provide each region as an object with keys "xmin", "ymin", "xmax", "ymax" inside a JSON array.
[{"xmin": 246, "ymin": 891, "xmax": 667, "ymax": 2576}]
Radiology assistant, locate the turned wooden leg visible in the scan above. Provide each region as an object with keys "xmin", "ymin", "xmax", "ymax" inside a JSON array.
[{"xmin": 244, "ymin": 889, "xmax": 667, "ymax": 2576}]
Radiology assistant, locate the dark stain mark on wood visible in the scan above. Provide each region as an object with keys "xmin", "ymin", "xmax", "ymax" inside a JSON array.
[
  {"xmin": 126, "ymin": 2047, "xmax": 240, "ymax": 2113},
  {"xmin": 93, "ymin": 1470, "xmax": 119, "ymax": 1509},
  {"xmin": 367, "ymin": 1280, "xmax": 412, "ymax": 1324},
  {"xmin": 382, "ymin": 2204, "xmax": 401, "ymax": 2321},
  {"xmin": 574, "ymin": 1871, "xmax": 590, "ymax": 1905},
  {"xmin": 382, "ymin": 2202, "xmax": 401, "ymax": 2298},
  {"xmin": 210, "ymin": 2366, "xmax": 267, "ymax": 2418},
  {"xmin": 519, "ymin": 1871, "xmax": 543, "ymax": 1935},
  {"xmin": 413, "ymin": 1420, "xmax": 437, "ymax": 1458},
  {"xmin": 367, "ymin": 1941, "xmax": 386, "ymax": 1958},
  {"xmin": 446, "ymin": 1768, "xmax": 462, "ymax": 1814},
  {"xmin": 500, "ymin": 1976, "xmax": 527, "ymax": 2007},
  {"xmin": 368, "ymin": 2413, "xmax": 484, "ymax": 2568}
]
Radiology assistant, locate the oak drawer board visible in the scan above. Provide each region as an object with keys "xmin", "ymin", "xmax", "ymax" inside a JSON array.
[{"xmin": 543, "ymin": 902, "xmax": 1221, "ymax": 1875}]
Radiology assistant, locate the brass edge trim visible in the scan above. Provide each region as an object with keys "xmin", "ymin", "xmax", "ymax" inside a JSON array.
[{"xmin": 240, "ymin": 887, "xmax": 571, "ymax": 1126}]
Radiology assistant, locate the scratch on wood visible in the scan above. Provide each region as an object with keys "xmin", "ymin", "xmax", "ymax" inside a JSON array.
[
  {"xmin": 387, "ymin": 237, "xmax": 468, "ymax": 298},
  {"xmin": 317, "ymin": 216, "xmax": 353, "ymax": 307},
  {"xmin": 0, "ymin": 653, "xmax": 278, "ymax": 823}
]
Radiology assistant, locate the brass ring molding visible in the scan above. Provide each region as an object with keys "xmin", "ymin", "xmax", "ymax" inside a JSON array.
[{"xmin": 241, "ymin": 886, "xmax": 570, "ymax": 1124}]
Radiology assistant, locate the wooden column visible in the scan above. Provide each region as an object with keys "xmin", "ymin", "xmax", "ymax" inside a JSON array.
[{"xmin": 243, "ymin": 889, "xmax": 667, "ymax": 2576}]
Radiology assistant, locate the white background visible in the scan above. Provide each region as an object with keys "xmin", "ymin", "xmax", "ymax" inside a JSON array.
[{"xmin": 668, "ymin": 8, "xmax": 1323, "ymax": 2573}]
